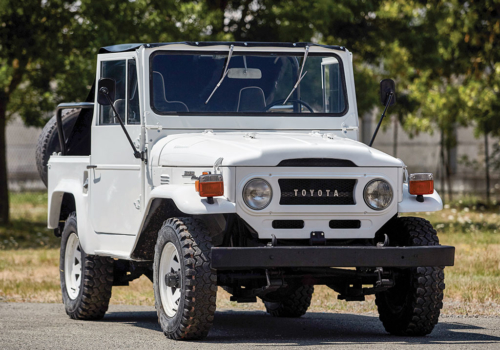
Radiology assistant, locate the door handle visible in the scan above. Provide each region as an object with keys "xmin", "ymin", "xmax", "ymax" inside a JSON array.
[{"xmin": 86, "ymin": 165, "xmax": 97, "ymax": 169}]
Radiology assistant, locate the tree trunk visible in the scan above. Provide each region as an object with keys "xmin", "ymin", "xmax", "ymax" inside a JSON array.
[
  {"xmin": 445, "ymin": 143, "xmax": 453, "ymax": 202},
  {"xmin": 484, "ymin": 126, "xmax": 490, "ymax": 204},
  {"xmin": 0, "ymin": 97, "xmax": 9, "ymax": 224},
  {"xmin": 440, "ymin": 130, "xmax": 446, "ymax": 202}
]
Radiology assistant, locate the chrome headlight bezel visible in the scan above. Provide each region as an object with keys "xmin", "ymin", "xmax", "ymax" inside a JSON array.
[
  {"xmin": 242, "ymin": 178, "xmax": 273, "ymax": 210},
  {"xmin": 363, "ymin": 179, "xmax": 393, "ymax": 211}
]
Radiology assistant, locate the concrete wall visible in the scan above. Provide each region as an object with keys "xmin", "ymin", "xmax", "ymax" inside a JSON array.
[
  {"xmin": 360, "ymin": 113, "xmax": 499, "ymax": 199},
  {"xmin": 6, "ymin": 117, "xmax": 44, "ymax": 191},
  {"xmin": 6, "ymin": 114, "xmax": 499, "ymax": 198}
]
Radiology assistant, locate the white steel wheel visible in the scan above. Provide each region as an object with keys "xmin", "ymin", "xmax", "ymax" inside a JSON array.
[
  {"xmin": 159, "ymin": 242, "xmax": 182, "ymax": 317},
  {"xmin": 64, "ymin": 232, "xmax": 82, "ymax": 300}
]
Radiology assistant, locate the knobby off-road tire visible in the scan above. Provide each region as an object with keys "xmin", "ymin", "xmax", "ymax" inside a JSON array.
[
  {"xmin": 154, "ymin": 217, "xmax": 217, "ymax": 340},
  {"xmin": 36, "ymin": 109, "xmax": 79, "ymax": 187},
  {"xmin": 375, "ymin": 217, "xmax": 445, "ymax": 336},
  {"xmin": 264, "ymin": 285, "xmax": 314, "ymax": 318},
  {"xmin": 60, "ymin": 213, "xmax": 114, "ymax": 320}
]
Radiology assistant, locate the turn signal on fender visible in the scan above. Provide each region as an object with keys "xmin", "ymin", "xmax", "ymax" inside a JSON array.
[
  {"xmin": 195, "ymin": 173, "xmax": 224, "ymax": 198},
  {"xmin": 409, "ymin": 173, "xmax": 434, "ymax": 195}
]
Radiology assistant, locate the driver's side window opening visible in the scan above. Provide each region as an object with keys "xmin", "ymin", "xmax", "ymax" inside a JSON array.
[
  {"xmin": 99, "ymin": 60, "xmax": 126, "ymax": 125},
  {"xmin": 98, "ymin": 59, "xmax": 141, "ymax": 125}
]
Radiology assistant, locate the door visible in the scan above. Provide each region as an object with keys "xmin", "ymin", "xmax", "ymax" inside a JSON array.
[{"xmin": 89, "ymin": 54, "xmax": 143, "ymax": 235}]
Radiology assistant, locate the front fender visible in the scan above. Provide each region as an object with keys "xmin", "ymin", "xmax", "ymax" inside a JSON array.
[
  {"xmin": 398, "ymin": 183, "xmax": 443, "ymax": 213},
  {"xmin": 148, "ymin": 185, "xmax": 236, "ymax": 214}
]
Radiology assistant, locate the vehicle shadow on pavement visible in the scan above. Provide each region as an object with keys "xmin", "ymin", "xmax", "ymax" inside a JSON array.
[{"xmin": 103, "ymin": 309, "xmax": 500, "ymax": 346}]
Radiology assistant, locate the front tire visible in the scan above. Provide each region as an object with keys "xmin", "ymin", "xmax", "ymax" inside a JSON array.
[
  {"xmin": 60, "ymin": 213, "xmax": 114, "ymax": 320},
  {"xmin": 153, "ymin": 217, "xmax": 217, "ymax": 340},
  {"xmin": 375, "ymin": 217, "xmax": 445, "ymax": 336}
]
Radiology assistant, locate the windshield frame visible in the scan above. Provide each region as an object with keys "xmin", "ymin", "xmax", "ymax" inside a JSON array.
[{"xmin": 149, "ymin": 49, "xmax": 349, "ymax": 117}]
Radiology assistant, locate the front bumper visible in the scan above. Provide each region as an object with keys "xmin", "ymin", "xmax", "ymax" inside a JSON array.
[{"xmin": 211, "ymin": 245, "xmax": 455, "ymax": 270}]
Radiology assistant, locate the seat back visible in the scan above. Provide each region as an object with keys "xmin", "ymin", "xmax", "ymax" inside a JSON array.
[
  {"xmin": 237, "ymin": 86, "xmax": 266, "ymax": 112},
  {"xmin": 153, "ymin": 71, "xmax": 189, "ymax": 112}
]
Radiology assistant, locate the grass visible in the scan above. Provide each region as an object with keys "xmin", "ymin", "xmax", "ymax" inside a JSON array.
[
  {"xmin": 1, "ymin": 192, "xmax": 500, "ymax": 316},
  {"xmin": 1, "ymin": 192, "xmax": 59, "ymax": 250}
]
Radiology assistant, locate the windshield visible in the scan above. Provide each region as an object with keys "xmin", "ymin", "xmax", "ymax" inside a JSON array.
[{"xmin": 150, "ymin": 51, "xmax": 347, "ymax": 115}]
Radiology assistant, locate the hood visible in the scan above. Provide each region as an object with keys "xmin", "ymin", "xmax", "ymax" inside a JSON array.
[{"xmin": 153, "ymin": 132, "xmax": 403, "ymax": 167}]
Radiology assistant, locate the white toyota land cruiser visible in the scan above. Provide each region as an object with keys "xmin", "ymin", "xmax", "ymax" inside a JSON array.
[{"xmin": 38, "ymin": 42, "xmax": 455, "ymax": 340}]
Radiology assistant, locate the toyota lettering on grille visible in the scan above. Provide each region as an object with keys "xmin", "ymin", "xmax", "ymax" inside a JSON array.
[
  {"xmin": 294, "ymin": 189, "xmax": 340, "ymax": 197},
  {"xmin": 278, "ymin": 179, "xmax": 356, "ymax": 205}
]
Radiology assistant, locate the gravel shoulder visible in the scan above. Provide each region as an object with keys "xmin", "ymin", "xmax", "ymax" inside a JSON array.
[{"xmin": 1, "ymin": 303, "xmax": 499, "ymax": 349}]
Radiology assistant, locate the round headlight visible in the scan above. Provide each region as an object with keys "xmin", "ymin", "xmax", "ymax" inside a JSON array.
[
  {"xmin": 243, "ymin": 178, "xmax": 272, "ymax": 210},
  {"xmin": 363, "ymin": 179, "xmax": 393, "ymax": 210}
]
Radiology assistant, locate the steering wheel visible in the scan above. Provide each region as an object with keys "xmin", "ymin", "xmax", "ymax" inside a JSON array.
[{"xmin": 264, "ymin": 99, "xmax": 315, "ymax": 113}]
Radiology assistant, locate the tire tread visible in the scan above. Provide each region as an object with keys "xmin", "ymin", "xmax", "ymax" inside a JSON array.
[
  {"xmin": 155, "ymin": 217, "xmax": 217, "ymax": 340},
  {"xmin": 375, "ymin": 217, "xmax": 445, "ymax": 336}
]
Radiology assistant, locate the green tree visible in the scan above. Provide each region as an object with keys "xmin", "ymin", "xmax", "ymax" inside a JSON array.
[
  {"xmin": 0, "ymin": 0, "xmax": 217, "ymax": 224},
  {"xmin": 0, "ymin": 0, "xmax": 76, "ymax": 223},
  {"xmin": 0, "ymin": 0, "xmax": 408, "ymax": 224}
]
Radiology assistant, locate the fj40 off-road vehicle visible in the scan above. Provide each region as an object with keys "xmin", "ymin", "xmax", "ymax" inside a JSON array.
[{"xmin": 38, "ymin": 42, "xmax": 455, "ymax": 340}]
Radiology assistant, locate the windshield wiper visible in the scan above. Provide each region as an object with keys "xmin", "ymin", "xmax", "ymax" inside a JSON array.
[
  {"xmin": 283, "ymin": 45, "xmax": 310, "ymax": 104},
  {"xmin": 205, "ymin": 45, "xmax": 235, "ymax": 104}
]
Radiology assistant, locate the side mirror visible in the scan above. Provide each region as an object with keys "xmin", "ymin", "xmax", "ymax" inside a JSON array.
[
  {"xmin": 97, "ymin": 78, "xmax": 116, "ymax": 105},
  {"xmin": 380, "ymin": 79, "xmax": 396, "ymax": 106}
]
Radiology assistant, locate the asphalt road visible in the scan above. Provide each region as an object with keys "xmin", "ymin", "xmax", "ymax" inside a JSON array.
[{"xmin": 1, "ymin": 303, "xmax": 499, "ymax": 349}]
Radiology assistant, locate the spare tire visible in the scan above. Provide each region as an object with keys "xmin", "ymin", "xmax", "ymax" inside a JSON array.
[{"xmin": 36, "ymin": 109, "xmax": 80, "ymax": 187}]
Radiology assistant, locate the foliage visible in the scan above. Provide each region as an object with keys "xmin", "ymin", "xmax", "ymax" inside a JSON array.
[{"xmin": 1, "ymin": 0, "xmax": 499, "ymax": 224}]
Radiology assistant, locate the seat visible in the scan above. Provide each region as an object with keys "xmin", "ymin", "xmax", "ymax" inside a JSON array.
[
  {"xmin": 237, "ymin": 86, "xmax": 266, "ymax": 112},
  {"xmin": 153, "ymin": 71, "xmax": 189, "ymax": 112}
]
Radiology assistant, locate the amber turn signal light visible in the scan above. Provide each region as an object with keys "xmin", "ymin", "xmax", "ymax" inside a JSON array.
[
  {"xmin": 409, "ymin": 173, "xmax": 434, "ymax": 195},
  {"xmin": 195, "ymin": 173, "xmax": 224, "ymax": 198}
]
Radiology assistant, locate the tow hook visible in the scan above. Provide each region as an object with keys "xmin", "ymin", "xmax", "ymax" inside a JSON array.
[
  {"xmin": 376, "ymin": 234, "xmax": 390, "ymax": 247},
  {"xmin": 165, "ymin": 272, "xmax": 180, "ymax": 288},
  {"xmin": 267, "ymin": 234, "xmax": 278, "ymax": 247}
]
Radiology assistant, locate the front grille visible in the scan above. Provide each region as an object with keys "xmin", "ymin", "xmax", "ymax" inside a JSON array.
[
  {"xmin": 272, "ymin": 220, "xmax": 304, "ymax": 229},
  {"xmin": 329, "ymin": 220, "xmax": 361, "ymax": 229},
  {"xmin": 278, "ymin": 158, "xmax": 357, "ymax": 167},
  {"xmin": 279, "ymin": 179, "xmax": 356, "ymax": 205}
]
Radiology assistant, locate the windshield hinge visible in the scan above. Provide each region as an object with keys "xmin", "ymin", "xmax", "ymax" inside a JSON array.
[{"xmin": 341, "ymin": 123, "xmax": 358, "ymax": 134}]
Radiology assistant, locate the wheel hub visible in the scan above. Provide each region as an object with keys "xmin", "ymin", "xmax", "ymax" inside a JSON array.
[{"xmin": 165, "ymin": 272, "xmax": 180, "ymax": 288}]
